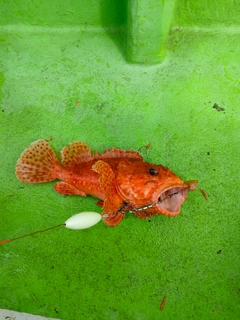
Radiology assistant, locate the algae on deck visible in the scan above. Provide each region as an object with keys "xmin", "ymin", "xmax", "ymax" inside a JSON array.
[{"xmin": 0, "ymin": 1, "xmax": 239, "ymax": 319}]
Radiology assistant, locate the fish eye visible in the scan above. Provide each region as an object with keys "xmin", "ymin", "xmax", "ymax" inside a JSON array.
[{"xmin": 148, "ymin": 168, "xmax": 158, "ymax": 176}]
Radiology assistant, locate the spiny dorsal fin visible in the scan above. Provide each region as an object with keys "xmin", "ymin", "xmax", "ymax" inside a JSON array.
[
  {"xmin": 94, "ymin": 147, "xmax": 143, "ymax": 161},
  {"xmin": 61, "ymin": 142, "xmax": 143, "ymax": 167}
]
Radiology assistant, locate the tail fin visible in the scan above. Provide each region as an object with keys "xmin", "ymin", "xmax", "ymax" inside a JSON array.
[{"xmin": 16, "ymin": 139, "xmax": 60, "ymax": 183}]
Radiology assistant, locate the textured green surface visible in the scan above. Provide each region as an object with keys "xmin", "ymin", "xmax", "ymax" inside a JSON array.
[
  {"xmin": 174, "ymin": 0, "xmax": 240, "ymax": 26},
  {"xmin": 1, "ymin": 1, "xmax": 240, "ymax": 319},
  {"xmin": 0, "ymin": 0, "xmax": 127, "ymax": 27}
]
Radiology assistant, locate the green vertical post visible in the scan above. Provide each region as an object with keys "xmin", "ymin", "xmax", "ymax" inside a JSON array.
[{"xmin": 126, "ymin": 0, "xmax": 176, "ymax": 64}]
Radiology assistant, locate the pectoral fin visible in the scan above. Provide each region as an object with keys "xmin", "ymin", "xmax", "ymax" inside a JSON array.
[
  {"xmin": 102, "ymin": 212, "xmax": 125, "ymax": 226},
  {"xmin": 92, "ymin": 160, "xmax": 124, "ymax": 226}
]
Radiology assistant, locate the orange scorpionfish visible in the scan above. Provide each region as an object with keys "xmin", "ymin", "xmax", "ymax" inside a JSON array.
[{"xmin": 16, "ymin": 140, "xmax": 198, "ymax": 226}]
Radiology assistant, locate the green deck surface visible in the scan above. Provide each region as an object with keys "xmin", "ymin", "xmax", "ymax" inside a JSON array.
[{"xmin": 0, "ymin": 1, "xmax": 240, "ymax": 319}]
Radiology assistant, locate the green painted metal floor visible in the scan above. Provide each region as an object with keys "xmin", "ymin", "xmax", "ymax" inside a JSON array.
[{"xmin": 1, "ymin": 18, "xmax": 240, "ymax": 320}]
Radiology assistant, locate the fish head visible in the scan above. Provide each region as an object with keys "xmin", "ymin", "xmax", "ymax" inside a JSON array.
[{"xmin": 116, "ymin": 159, "xmax": 198, "ymax": 216}]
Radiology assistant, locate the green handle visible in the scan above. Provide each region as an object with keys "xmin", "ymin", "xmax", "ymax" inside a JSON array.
[{"xmin": 126, "ymin": 0, "xmax": 176, "ymax": 64}]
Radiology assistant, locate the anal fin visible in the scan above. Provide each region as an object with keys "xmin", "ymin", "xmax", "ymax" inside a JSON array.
[{"xmin": 54, "ymin": 182, "xmax": 86, "ymax": 196}]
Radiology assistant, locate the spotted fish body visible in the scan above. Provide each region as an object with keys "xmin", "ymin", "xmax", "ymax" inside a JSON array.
[{"xmin": 16, "ymin": 140, "xmax": 198, "ymax": 226}]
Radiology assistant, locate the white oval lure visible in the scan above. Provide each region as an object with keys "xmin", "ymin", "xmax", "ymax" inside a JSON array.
[
  {"xmin": 65, "ymin": 212, "xmax": 102, "ymax": 230},
  {"xmin": 0, "ymin": 211, "xmax": 102, "ymax": 245}
]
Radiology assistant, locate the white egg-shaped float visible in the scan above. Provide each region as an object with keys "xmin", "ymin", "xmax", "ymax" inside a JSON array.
[{"xmin": 64, "ymin": 211, "xmax": 102, "ymax": 230}]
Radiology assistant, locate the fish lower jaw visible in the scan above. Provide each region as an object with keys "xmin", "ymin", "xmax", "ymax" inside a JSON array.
[{"xmin": 156, "ymin": 204, "xmax": 181, "ymax": 216}]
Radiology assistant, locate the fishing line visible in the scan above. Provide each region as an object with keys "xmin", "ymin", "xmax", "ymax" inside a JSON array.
[
  {"xmin": 132, "ymin": 186, "xmax": 191, "ymax": 212},
  {"xmin": 0, "ymin": 224, "xmax": 65, "ymax": 245},
  {"xmin": 102, "ymin": 186, "xmax": 192, "ymax": 218},
  {"xmin": 0, "ymin": 212, "xmax": 102, "ymax": 245}
]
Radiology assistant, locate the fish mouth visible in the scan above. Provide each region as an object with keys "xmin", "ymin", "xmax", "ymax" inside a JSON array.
[{"xmin": 156, "ymin": 184, "xmax": 195, "ymax": 216}]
